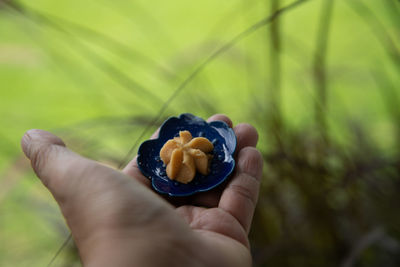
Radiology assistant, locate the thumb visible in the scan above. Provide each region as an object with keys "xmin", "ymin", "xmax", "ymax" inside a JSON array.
[{"xmin": 21, "ymin": 129, "xmax": 114, "ymax": 205}]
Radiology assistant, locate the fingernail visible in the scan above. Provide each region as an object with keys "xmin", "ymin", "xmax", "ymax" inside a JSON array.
[
  {"xmin": 21, "ymin": 132, "xmax": 31, "ymax": 158},
  {"xmin": 21, "ymin": 129, "xmax": 39, "ymax": 158}
]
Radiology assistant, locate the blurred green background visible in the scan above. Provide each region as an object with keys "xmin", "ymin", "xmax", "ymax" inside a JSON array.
[{"xmin": 1, "ymin": 0, "xmax": 400, "ymax": 266}]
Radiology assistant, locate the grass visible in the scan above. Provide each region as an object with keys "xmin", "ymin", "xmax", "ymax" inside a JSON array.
[{"xmin": 0, "ymin": 0, "xmax": 399, "ymax": 266}]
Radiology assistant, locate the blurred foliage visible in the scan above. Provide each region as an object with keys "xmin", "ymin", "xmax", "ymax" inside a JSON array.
[{"xmin": 0, "ymin": 0, "xmax": 400, "ymax": 266}]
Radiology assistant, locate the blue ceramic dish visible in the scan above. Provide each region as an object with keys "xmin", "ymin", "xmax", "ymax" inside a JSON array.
[{"xmin": 137, "ymin": 113, "xmax": 237, "ymax": 196}]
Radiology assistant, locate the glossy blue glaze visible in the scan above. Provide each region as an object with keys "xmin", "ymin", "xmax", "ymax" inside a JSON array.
[{"xmin": 137, "ymin": 113, "xmax": 237, "ymax": 196}]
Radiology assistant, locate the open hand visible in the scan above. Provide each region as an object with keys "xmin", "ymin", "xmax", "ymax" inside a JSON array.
[{"xmin": 21, "ymin": 114, "xmax": 263, "ymax": 267}]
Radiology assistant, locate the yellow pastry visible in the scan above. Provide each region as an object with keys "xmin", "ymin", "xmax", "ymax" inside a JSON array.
[{"xmin": 159, "ymin": 131, "xmax": 214, "ymax": 184}]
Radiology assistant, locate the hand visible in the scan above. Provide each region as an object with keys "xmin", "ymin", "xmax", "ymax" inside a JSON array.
[{"xmin": 21, "ymin": 114, "xmax": 263, "ymax": 267}]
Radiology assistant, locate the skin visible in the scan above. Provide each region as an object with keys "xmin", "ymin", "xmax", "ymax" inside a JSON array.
[{"xmin": 21, "ymin": 114, "xmax": 263, "ymax": 267}]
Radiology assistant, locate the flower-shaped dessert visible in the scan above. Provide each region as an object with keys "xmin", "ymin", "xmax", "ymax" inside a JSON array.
[
  {"xmin": 160, "ymin": 130, "xmax": 214, "ymax": 184},
  {"xmin": 137, "ymin": 113, "xmax": 237, "ymax": 196}
]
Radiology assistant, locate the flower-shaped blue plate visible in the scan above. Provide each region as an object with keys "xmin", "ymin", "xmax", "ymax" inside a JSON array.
[{"xmin": 137, "ymin": 113, "xmax": 237, "ymax": 196}]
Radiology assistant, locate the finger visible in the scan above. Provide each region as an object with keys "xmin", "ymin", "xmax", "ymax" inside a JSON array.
[
  {"xmin": 207, "ymin": 114, "xmax": 233, "ymax": 128},
  {"xmin": 122, "ymin": 128, "xmax": 160, "ymax": 187},
  {"xmin": 218, "ymin": 147, "xmax": 263, "ymax": 233},
  {"xmin": 189, "ymin": 123, "xmax": 259, "ymax": 208},
  {"xmin": 234, "ymin": 123, "xmax": 259, "ymax": 152},
  {"xmin": 175, "ymin": 205, "xmax": 250, "ymax": 248},
  {"xmin": 188, "ymin": 123, "xmax": 258, "ymax": 207}
]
